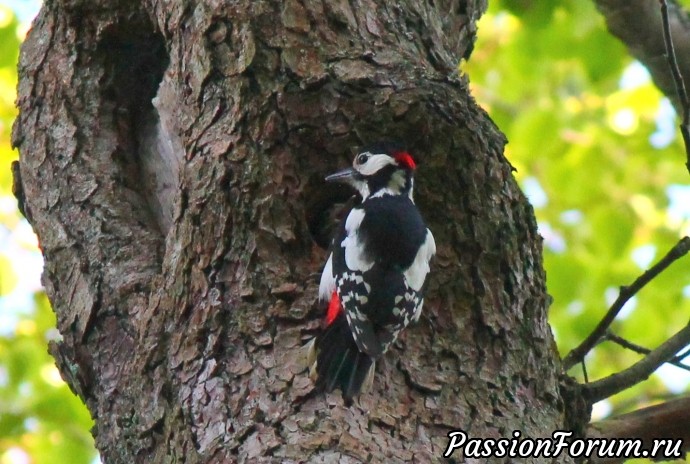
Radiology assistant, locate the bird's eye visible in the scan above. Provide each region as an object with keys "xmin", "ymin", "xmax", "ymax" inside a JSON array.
[{"xmin": 357, "ymin": 153, "xmax": 369, "ymax": 164}]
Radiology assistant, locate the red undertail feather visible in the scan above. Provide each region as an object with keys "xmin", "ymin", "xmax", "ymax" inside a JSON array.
[{"xmin": 326, "ymin": 290, "xmax": 341, "ymax": 325}]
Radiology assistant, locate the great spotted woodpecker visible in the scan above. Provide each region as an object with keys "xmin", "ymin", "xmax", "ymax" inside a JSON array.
[{"xmin": 308, "ymin": 143, "xmax": 436, "ymax": 401}]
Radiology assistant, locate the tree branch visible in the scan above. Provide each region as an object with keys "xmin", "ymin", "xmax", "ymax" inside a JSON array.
[
  {"xmin": 594, "ymin": 0, "xmax": 690, "ymax": 114},
  {"xmin": 659, "ymin": 0, "xmax": 690, "ymax": 173},
  {"xmin": 605, "ymin": 332, "xmax": 690, "ymax": 373},
  {"xmin": 563, "ymin": 236, "xmax": 690, "ymax": 370},
  {"xmin": 584, "ymin": 322, "xmax": 690, "ymax": 402},
  {"xmin": 588, "ymin": 395, "xmax": 690, "ymax": 463}
]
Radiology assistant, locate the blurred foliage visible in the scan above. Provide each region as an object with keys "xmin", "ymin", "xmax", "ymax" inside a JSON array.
[
  {"xmin": 0, "ymin": 4, "xmax": 98, "ymax": 464},
  {"xmin": 1, "ymin": 0, "xmax": 690, "ymax": 463},
  {"xmin": 466, "ymin": 0, "xmax": 690, "ymax": 433},
  {"xmin": 0, "ymin": 295, "xmax": 95, "ymax": 464}
]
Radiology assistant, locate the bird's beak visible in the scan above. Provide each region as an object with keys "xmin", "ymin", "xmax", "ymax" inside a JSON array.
[{"xmin": 325, "ymin": 167, "xmax": 356, "ymax": 183}]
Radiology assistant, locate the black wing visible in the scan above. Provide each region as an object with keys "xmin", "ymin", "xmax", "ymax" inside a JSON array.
[{"xmin": 332, "ymin": 197, "xmax": 433, "ymax": 358}]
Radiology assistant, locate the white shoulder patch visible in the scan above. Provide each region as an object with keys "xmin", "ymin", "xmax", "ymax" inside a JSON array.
[
  {"xmin": 404, "ymin": 228, "xmax": 436, "ymax": 291},
  {"xmin": 341, "ymin": 208, "xmax": 374, "ymax": 272},
  {"xmin": 318, "ymin": 253, "xmax": 335, "ymax": 301}
]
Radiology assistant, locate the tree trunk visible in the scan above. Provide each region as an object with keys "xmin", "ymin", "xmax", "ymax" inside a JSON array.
[{"xmin": 12, "ymin": 0, "xmax": 580, "ymax": 462}]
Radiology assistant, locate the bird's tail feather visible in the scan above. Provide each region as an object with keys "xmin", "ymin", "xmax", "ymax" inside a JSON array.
[{"xmin": 308, "ymin": 313, "xmax": 375, "ymax": 402}]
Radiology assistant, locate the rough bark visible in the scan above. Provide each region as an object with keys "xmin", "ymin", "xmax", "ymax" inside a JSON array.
[{"xmin": 12, "ymin": 0, "xmax": 576, "ymax": 462}]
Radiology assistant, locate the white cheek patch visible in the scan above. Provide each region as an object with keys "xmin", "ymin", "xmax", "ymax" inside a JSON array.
[
  {"xmin": 356, "ymin": 153, "xmax": 396, "ymax": 176},
  {"xmin": 349, "ymin": 179, "xmax": 370, "ymax": 200},
  {"xmin": 341, "ymin": 208, "xmax": 374, "ymax": 272},
  {"xmin": 404, "ymin": 229, "xmax": 436, "ymax": 291}
]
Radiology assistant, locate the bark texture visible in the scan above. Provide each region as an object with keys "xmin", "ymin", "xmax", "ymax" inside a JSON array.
[{"xmin": 13, "ymin": 0, "xmax": 577, "ymax": 462}]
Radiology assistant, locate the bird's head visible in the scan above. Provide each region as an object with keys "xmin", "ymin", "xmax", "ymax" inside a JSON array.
[{"xmin": 325, "ymin": 143, "xmax": 417, "ymax": 201}]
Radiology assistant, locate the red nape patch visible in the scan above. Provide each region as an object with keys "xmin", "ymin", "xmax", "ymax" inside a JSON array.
[
  {"xmin": 326, "ymin": 290, "xmax": 341, "ymax": 325},
  {"xmin": 393, "ymin": 151, "xmax": 416, "ymax": 170}
]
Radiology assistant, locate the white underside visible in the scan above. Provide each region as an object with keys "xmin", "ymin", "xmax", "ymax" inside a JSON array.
[{"xmin": 318, "ymin": 253, "xmax": 335, "ymax": 302}]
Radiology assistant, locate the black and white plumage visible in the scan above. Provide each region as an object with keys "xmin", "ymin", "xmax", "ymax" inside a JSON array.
[{"xmin": 308, "ymin": 143, "xmax": 436, "ymax": 401}]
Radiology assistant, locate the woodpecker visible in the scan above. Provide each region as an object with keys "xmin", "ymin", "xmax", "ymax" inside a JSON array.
[{"xmin": 308, "ymin": 143, "xmax": 436, "ymax": 401}]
